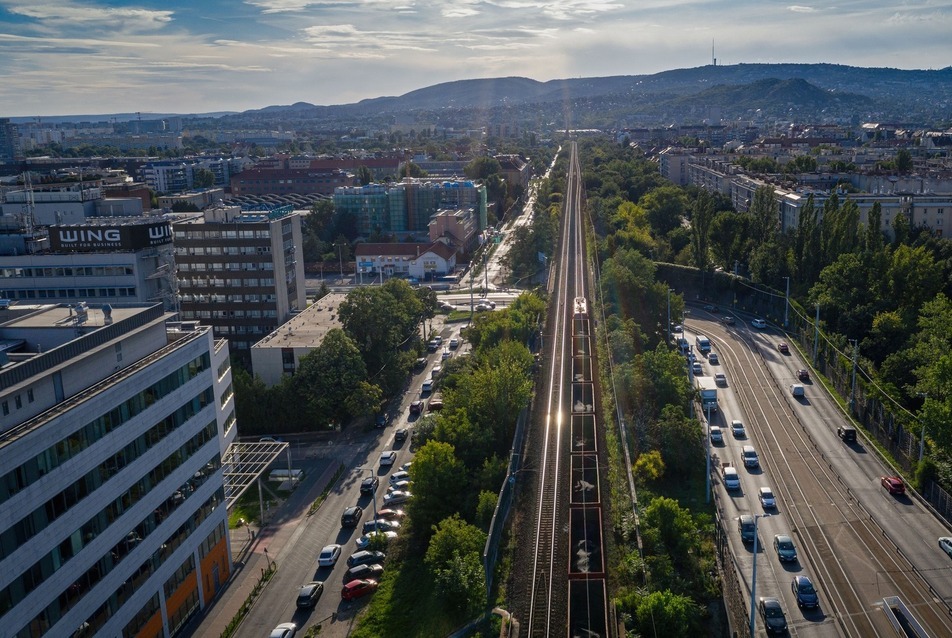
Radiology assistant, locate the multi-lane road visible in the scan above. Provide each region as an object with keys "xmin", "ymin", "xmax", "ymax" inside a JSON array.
[{"xmin": 687, "ymin": 308, "xmax": 952, "ymax": 636}]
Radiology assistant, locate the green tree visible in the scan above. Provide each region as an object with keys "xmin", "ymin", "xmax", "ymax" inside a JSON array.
[
  {"xmin": 631, "ymin": 589, "xmax": 704, "ymax": 637},
  {"xmin": 292, "ymin": 329, "xmax": 368, "ymax": 426},
  {"xmin": 474, "ymin": 490, "xmax": 498, "ymax": 530},
  {"xmin": 356, "ymin": 165, "xmax": 373, "ymax": 186},
  {"xmin": 639, "ymin": 185, "xmax": 687, "ymax": 236},
  {"xmin": 433, "ymin": 550, "xmax": 485, "ymax": 615},
  {"xmin": 425, "ymin": 514, "xmax": 487, "ymax": 572},
  {"xmin": 407, "ymin": 441, "xmax": 468, "ymax": 540},
  {"xmin": 896, "ymin": 148, "xmax": 913, "ymax": 172},
  {"xmin": 749, "ymin": 185, "xmax": 778, "ymax": 245},
  {"xmin": 709, "ymin": 211, "xmax": 751, "ymax": 271},
  {"xmin": 193, "ymin": 167, "xmax": 215, "ymax": 188},
  {"xmin": 634, "ymin": 450, "xmax": 665, "ymax": 483},
  {"xmin": 689, "ymin": 190, "xmax": 715, "ymax": 269},
  {"xmin": 464, "ymin": 156, "xmax": 502, "ymax": 180},
  {"xmin": 645, "ymin": 405, "xmax": 702, "ymax": 478},
  {"xmin": 863, "ymin": 202, "xmax": 885, "ymax": 254}
]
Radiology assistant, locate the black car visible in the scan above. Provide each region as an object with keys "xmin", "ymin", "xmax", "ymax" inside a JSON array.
[
  {"xmin": 792, "ymin": 575, "xmax": 819, "ymax": 608},
  {"xmin": 360, "ymin": 476, "xmax": 379, "ymax": 495},
  {"xmin": 362, "ymin": 519, "xmax": 400, "ymax": 534},
  {"xmin": 375, "ymin": 413, "xmax": 389, "ymax": 428},
  {"xmin": 340, "ymin": 505, "xmax": 363, "ymax": 528},
  {"xmin": 346, "ymin": 550, "xmax": 386, "ymax": 568},
  {"xmin": 759, "ymin": 597, "xmax": 787, "ymax": 634},
  {"xmin": 395, "ymin": 427, "xmax": 409, "ymax": 442},
  {"xmin": 296, "ymin": 581, "xmax": 324, "ymax": 609},
  {"xmin": 345, "ymin": 563, "xmax": 384, "ymax": 581}
]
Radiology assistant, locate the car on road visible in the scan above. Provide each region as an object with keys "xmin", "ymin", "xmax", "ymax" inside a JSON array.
[
  {"xmin": 797, "ymin": 369, "xmax": 811, "ymax": 382},
  {"xmin": 939, "ymin": 537, "xmax": 952, "ymax": 558},
  {"xmin": 709, "ymin": 425, "xmax": 723, "ymax": 444},
  {"xmin": 475, "ymin": 302, "xmax": 492, "ymax": 312},
  {"xmin": 421, "ymin": 379, "xmax": 433, "ymax": 393},
  {"xmin": 837, "ymin": 426, "xmax": 857, "ymax": 443},
  {"xmin": 720, "ymin": 315, "xmax": 735, "ymax": 325},
  {"xmin": 296, "ymin": 581, "xmax": 324, "ymax": 609},
  {"xmin": 703, "ymin": 304, "xmax": 717, "ymax": 312},
  {"xmin": 355, "ymin": 531, "xmax": 398, "ymax": 549},
  {"xmin": 791, "ymin": 575, "xmax": 819, "ymax": 608},
  {"xmin": 384, "ymin": 490, "xmax": 412, "ymax": 506},
  {"xmin": 341, "ymin": 505, "xmax": 363, "ymax": 528},
  {"xmin": 759, "ymin": 597, "xmax": 788, "ymax": 634},
  {"xmin": 389, "ymin": 471, "xmax": 410, "ymax": 484},
  {"xmin": 714, "ymin": 372, "xmax": 727, "ymax": 386},
  {"xmin": 722, "ymin": 465, "xmax": 740, "ymax": 491},
  {"xmin": 409, "ymin": 400, "xmax": 423, "ymax": 415},
  {"xmin": 672, "ymin": 324, "xmax": 683, "ymax": 333},
  {"xmin": 347, "ymin": 550, "xmax": 386, "ymax": 568},
  {"xmin": 759, "ymin": 486, "xmax": 776, "ymax": 509},
  {"xmin": 441, "ymin": 348, "xmax": 451, "ymax": 360},
  {"xmin": 345, "ymin": 563, "xmax": 384, "ymax": 581},
  {"xmin": 778, "ymin": 342, "xmax": 789, "ymax": 354},
  {"xmin": 707, "ymin": 352, "xmax": 719, "ymax": 364},
  {"xmin": 751, "ymin": 318, "xmax": 767, "ymax": 329},
  {"xmin": 692, "ymin": 361, "xmax": 703, "ymax": 376},
  {"xmin": 360, "ymin": 476, "xmax": 379, "ymax": 495},
  {"xmin": 881, "ymin": 475, "xmax": 905, "ymax": 495},
  {"xmin": 773, "ymin": 534, "xmax": 797, "ymax": 562},
  {"xmin": 738, "ymin": 514, "xmax": 755, "ymax": 543},
  {"xmin": 477, "ymin": 298, "xmax": 496, "ymax": 309},
  {"xmin": 363, "ymin": 519, "xmax": 401, "ymax": 534},
  {"xmin": 731, "ymin": 420, "xmax": 746, "ymax": 438},
  {"xmin": 379, "ymin": 450, "xmax": 397, "ymax": 467},
  {"xmin": 790, "ymin": 384, "xmax": 805, "ymax": 398},
  {"xmin": 742, "ymin": 445, "xmax": 759, "ymax": 469},
  {"xmin": 427, "ymin": 339, "xmax": 439, "ymax": 352},
  {"xmin": 317, "ymin": 544, "xmax": 342, "ymax": 567},
  {"xmin": 270, "ymin": 622, "xmax": 297, "ymax": 638},
  {"xmin": 395, "ymin": 427, "xmax": 409, "ymax": 443},
  {"xmin": 449, "ymin": 337, "xmax": 460, "ymax": 349},
  {"xmin": 413, "ymin": 357, "xmax": 427, "ymax": 371},
  {"xmin": 374, "ymin": 413, "xmax": 389, "ymax": 428},
  {"xmin": 342, "ymin": 579, "xmax": 378, "ymax": 601},
  {"xmin": 376, "ymin": 508, "xmax": 405, "ymax": 521},
  {"xmin": 431, "ymin": 365, "xmax": 442, "ymax": 378}
]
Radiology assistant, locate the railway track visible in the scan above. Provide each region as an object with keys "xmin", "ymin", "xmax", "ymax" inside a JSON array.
[{"xmin": 515, "ymin": 141, "xmax": 611, "ymax": 637}]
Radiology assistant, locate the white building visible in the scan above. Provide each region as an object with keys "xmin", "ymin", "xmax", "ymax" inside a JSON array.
[{"xmin": 0, "ymin": 302, "xmax": 236, "ymax": 637}]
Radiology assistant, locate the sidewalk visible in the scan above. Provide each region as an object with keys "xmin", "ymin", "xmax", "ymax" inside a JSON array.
[{"xmin": 185, "ymin": 462, "xmax": 341, "ymax": 637}]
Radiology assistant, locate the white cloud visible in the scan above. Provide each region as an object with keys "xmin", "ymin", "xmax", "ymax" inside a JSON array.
[
  {"xmin": 5, "ymin": 0, "xmax": 173, "ymax": 31},
  {"xmin": 788, "ymin": 5, "xmax": 817, "ymax": 13}
]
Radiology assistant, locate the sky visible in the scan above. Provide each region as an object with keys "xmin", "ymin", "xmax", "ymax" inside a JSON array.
[{"xmin": 0, "ymin": 0, "xmax": 950, "ymax": 118}]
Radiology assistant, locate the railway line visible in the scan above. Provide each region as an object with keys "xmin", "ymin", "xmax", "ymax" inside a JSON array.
[
  {"xmin": 700, "ymin": 317, "xmax": 952, "ymax": 637},
  {"xmin": 512, "ymin": 141, "xmax": 611, "ymax": 637}
]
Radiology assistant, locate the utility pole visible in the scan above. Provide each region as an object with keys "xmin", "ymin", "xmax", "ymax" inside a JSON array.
[
  {"xmin": 783, "ymin": 276, "xmax": 790, "ymax": 328},
  {"xmin": 705, "ymin": 404, "xmax": 711, "ymax": 503},
  {"xmin": 667, "ymin": 288, "xmax": 674, "ymax": 346},
  {"xmin": 849, "ymin": 339, "xmax": 858, "ymax": 415},
  {"xmin": 812, "ymin": 303, "xmax": 820, "ymax": 364}
]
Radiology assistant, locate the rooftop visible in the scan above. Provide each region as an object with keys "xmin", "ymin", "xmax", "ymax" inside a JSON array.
[{"xmin": 252, "ymin": 292, "xmax": 347, "ymax": 350}]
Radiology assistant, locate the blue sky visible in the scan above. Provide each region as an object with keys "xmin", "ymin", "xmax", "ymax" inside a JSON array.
[{"xmin": 0, "ymin": 0, "xmax": 950, "ymax": 117}]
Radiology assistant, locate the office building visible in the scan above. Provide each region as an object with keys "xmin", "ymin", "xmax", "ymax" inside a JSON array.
[
  {"xmin": 0, "ymin": 302, "xmax": 236, "ymax": 637},
  {"xmin": 0, "ymin": 118, "xmax": 21, "ymax": 163},
  {"xmin": 173, "ymin": 204, "xmax": 306, "ymax": 356}
]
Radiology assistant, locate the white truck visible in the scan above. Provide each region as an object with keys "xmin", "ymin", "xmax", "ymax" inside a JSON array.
[{"xmin": 695, "ymin": 376, "xmax": 719, "ymax": 414}]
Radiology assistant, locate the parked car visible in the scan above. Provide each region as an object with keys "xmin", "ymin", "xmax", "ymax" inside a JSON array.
[
  {"xmin": 360, "ymin": 476, "xmax": 378, "ymax": 495},
  {"xmin": 345, "ymin": 563, "xmax": 384, "ymax": 581},
  {"xmin": 797, "ymin": 369, "xmax": 811, "ymax": 382},
  {"xmin": 296, "ymin": 581, "xmax": 324, "ymax": 609},
  {"xmin": 355, "ymin": 531, "xmax": 397, "ymax": 549},
  {"xmin": 346, "ymin": 550, "xmax": 386, "ymax": 568},
  {"xmin": 881, "ymin": 475, "xmax": 905, "ymax": 495},
  {"xmin": 375, "ymin": 508, "xmax": 406, "ymax": 521},
  {"xmin": 773, "ymin": 534, "xmax": 797, "ymax": 562},
  {"xmin": 387, "ymin": 480, "xmax": 411, "ymax": 493},
  {"xmin": 379, "ymin": 450, "xmax": 397, "ymax": 467},
  {"xmin": 374, "ymin": 413, "xmax": 389, "ymax": 428},
  {"xmin": 317, "ymin": 544, "xmax": 342, "ymax": 567},
  {"xmin": 270, "ymin": 622, "xmax": 297, "ymax": 638},
  {"xmin": 759, "ymin": 597, "xmax": 788, "ymax": 634},
  {"xmin": 341, "ymin": 579, "xmax": 379, "ymax": 601},
  {"xmin": 341, "ymin": 505, "xmax": 363, "ymax": 528},
  {"xmin": 791, "ymin": 575, "xmax": 819, "ymax": 608},
  {"xmin": 389, "ymin": 471, "xmax": 410, "ymax": 485},
  {"xmin": 709, "ymin": 425, "xmax": 723, "ymax": 444},
  {"xmin": 751, "ymin": 318, "xmax": 767, "ymax": 328},
  {"xmin": 413, "ymin": 357, "xmax": 427, "ymax": 371},
  {"xmin": 384, "ymin": 490, "xmax": 412, "ymax": 505},
  {"xmin": 758, "ymin": 486, "xmax": 776, "ymax": 508},
  {"xmin": 362, "ymin": 519, "xmax": 401, "ymax": 534}
]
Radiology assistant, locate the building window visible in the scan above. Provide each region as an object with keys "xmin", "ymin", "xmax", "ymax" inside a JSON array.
[
  {"xmin": 15, "ymin": 395, "xmax": 22, "ymax": 409},
  {"xmin": 2, "ymin": 401, "xmax": 8, "ymax": 416},
  {"xmin": 27, "ymin": 390, "xmax": 34, "ymax": 403}
]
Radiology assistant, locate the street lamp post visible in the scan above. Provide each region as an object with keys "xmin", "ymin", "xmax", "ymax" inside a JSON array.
[
  {"xmin": 749, "ymin": 513, "xmax": 772, "ymax": 638},
  {"xmin": 667, "ymin": 288, "xmax": 674, "ymax": 346},
  {"xmin": 918, "ymin": 393, "xmax": 929, "ymax": 464},
  {"xmin": 783, "ymin": 276, "xmax": 790, "ymax": 328}
]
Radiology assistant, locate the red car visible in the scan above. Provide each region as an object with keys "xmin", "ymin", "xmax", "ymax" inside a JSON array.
[
  {"xmin": 341, "ymin": 578, "xmax": 378, "ymax": 601},
  {"xmin": 881, "ymin": 476, "xmax": 905, "ymax": 495},
  {"xmin": 797, "ymin": 369, "xmax": 810, "ymax": 382},
  {"xmin": 778, "ymin": 343, "xmax": 789, "ymax": 354}
]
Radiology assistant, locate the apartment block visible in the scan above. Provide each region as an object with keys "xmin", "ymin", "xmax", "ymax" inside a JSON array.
[{"xmin": 0, "ymin": 302, "xmax": 236, "ymax": 638}]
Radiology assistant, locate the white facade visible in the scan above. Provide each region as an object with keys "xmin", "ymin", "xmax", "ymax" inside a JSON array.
[{"xmin": 0, "ymin": 303, "xmax": 236, "ymax": 638}]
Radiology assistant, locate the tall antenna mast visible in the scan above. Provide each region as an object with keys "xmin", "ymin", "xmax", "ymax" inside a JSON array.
[{"xmin": 712, "ymin": 39, "xmax": 716, "ymax": 66}]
